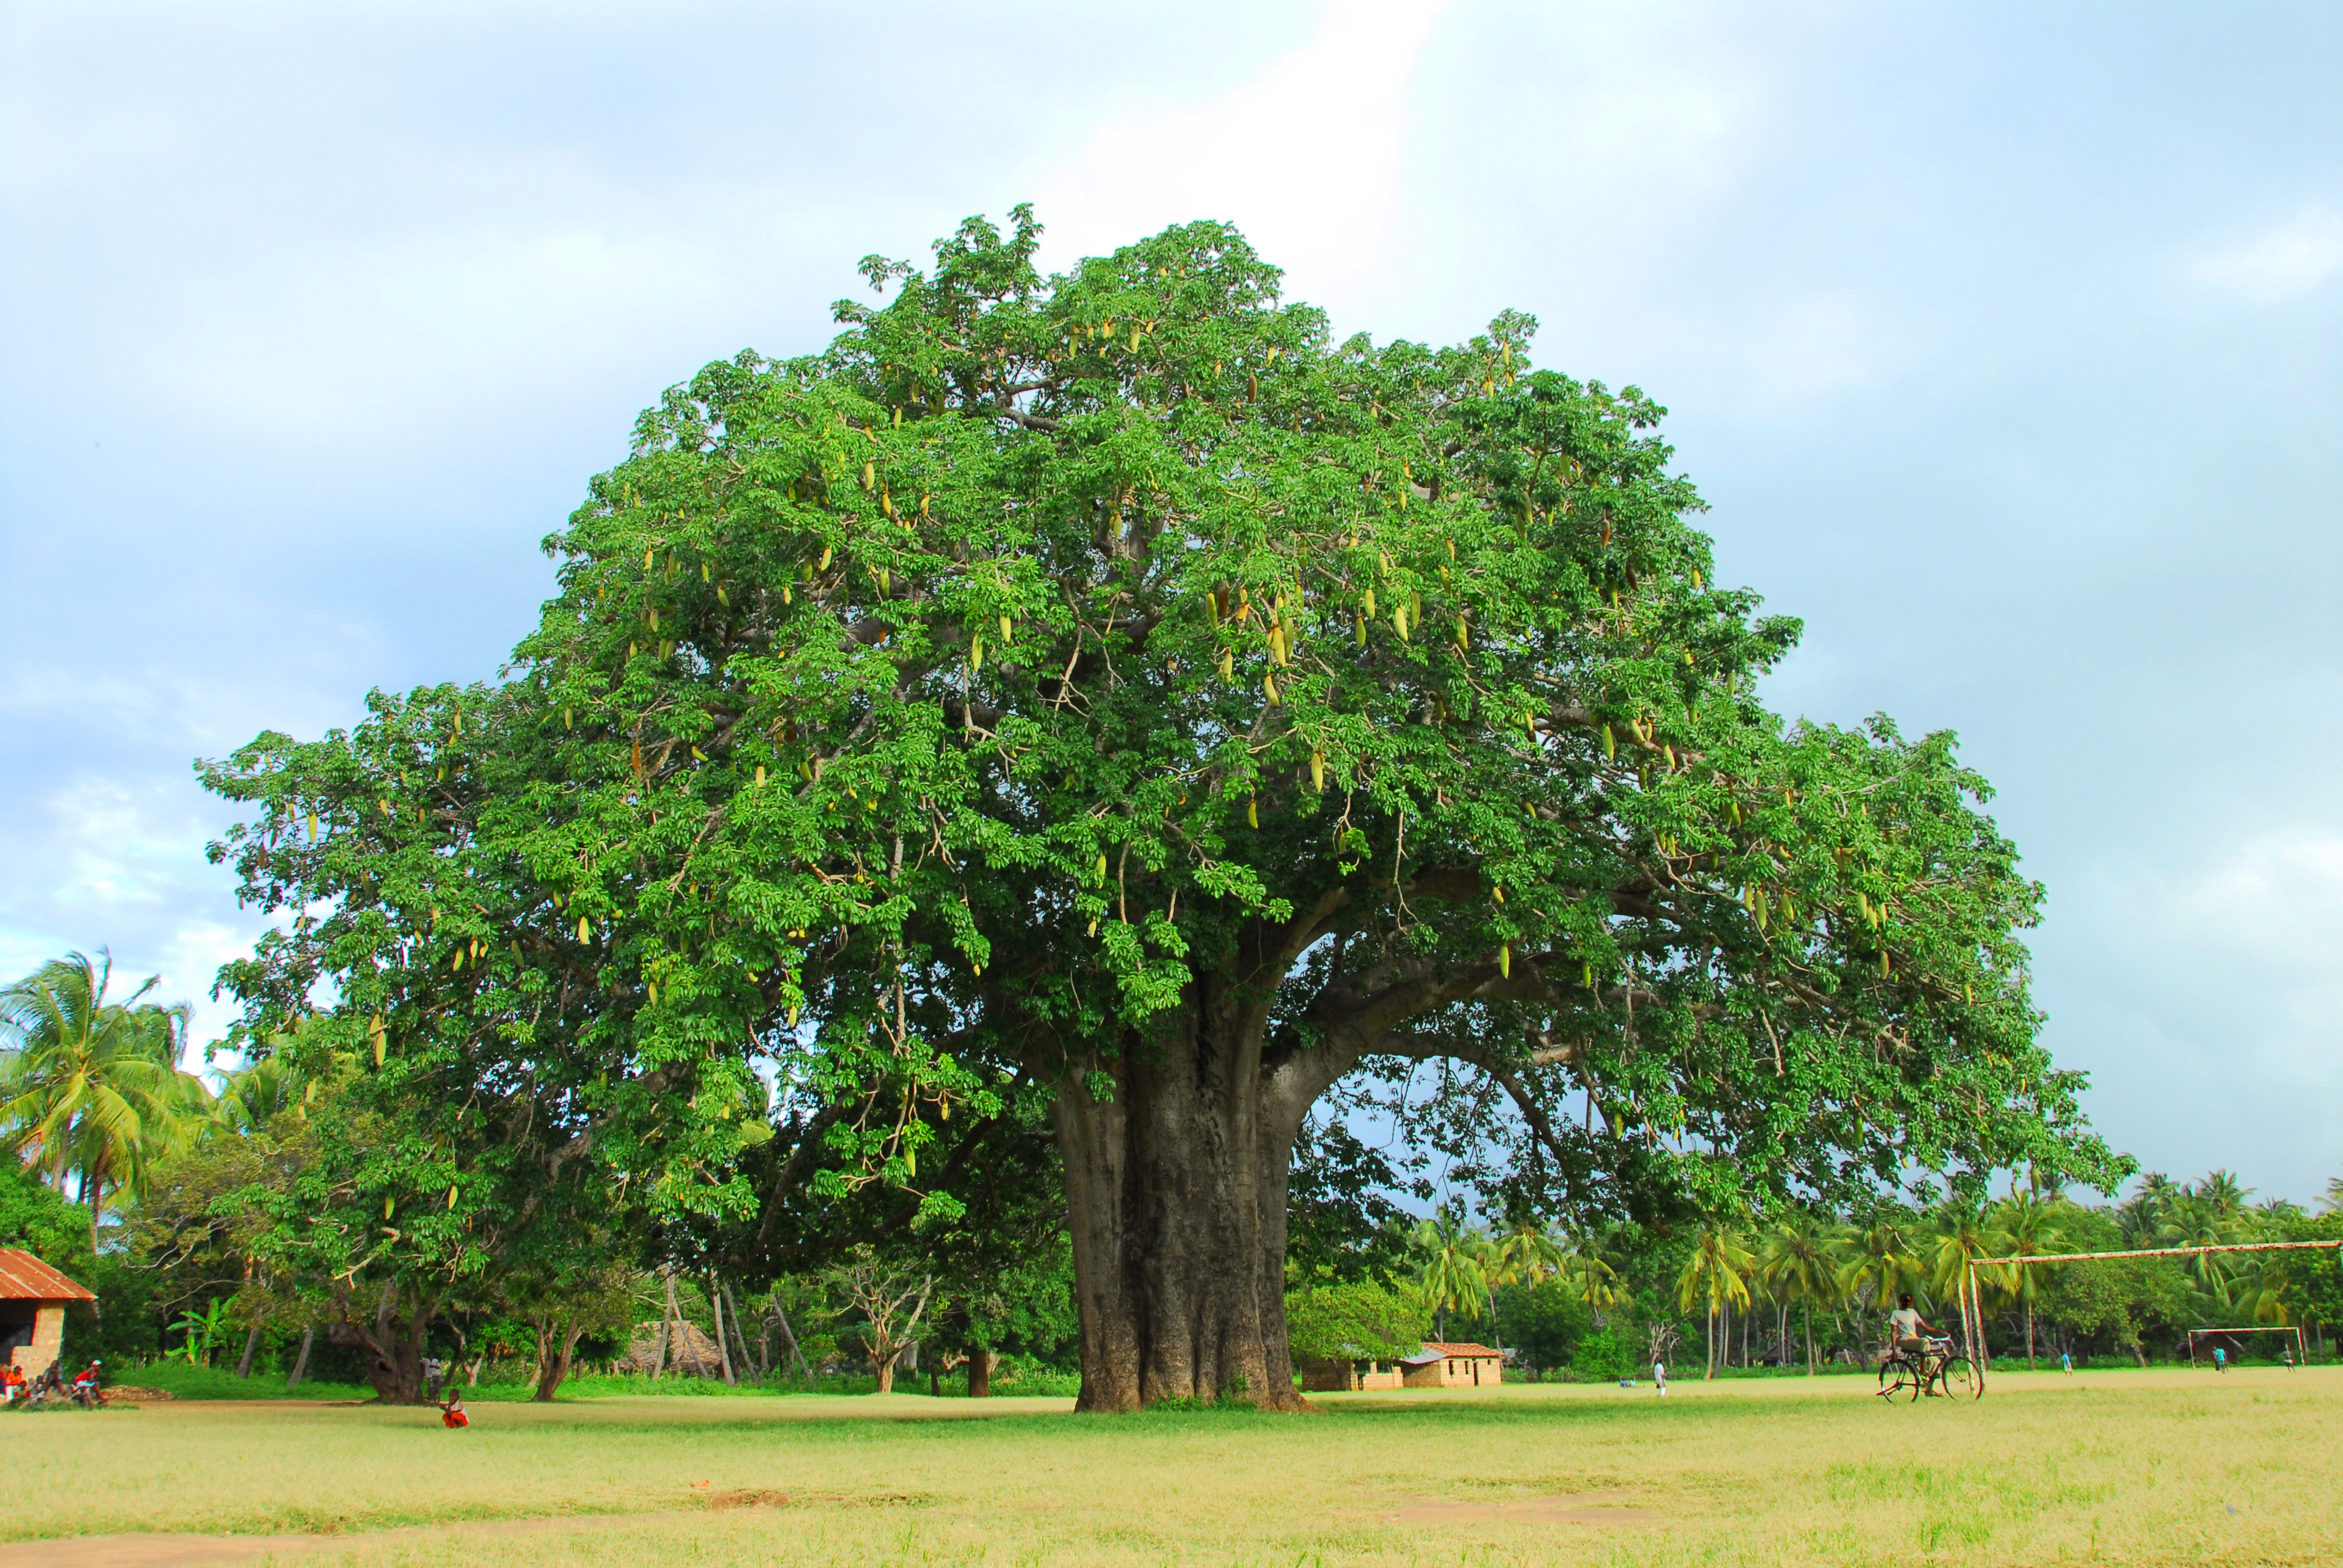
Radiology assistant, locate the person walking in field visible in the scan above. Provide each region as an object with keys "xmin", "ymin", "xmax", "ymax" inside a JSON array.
[
  {"xmin": 1653, "ymin": 1360, "xmax": 1667, "ymax": 1397},
  {"xmin": 2213, "ymin": 1346, "xmax": 2227, "ymax": 1374},
  {"xmin": 437, "ymin": 1390, "xmax": 469, "ymax": 1429},
  {"xmin": 2060, "ymin": 1351, "xmax": 2073, "ymax": 1376}
]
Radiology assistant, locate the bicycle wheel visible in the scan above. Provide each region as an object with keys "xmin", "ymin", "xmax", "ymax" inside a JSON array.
[
  {"xmin": 1878, "ymin": 1357, "xmax": 1919, "ymax": 1401},
  {"xmin": 1939, "ymin": 1356, "xmax": 1974, "ymax": 1399}
]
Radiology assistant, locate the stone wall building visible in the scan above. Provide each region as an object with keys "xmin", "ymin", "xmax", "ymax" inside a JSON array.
[{"xmin": 0, "ymin": 1250, "xmax": 95, "ymax": 1382}]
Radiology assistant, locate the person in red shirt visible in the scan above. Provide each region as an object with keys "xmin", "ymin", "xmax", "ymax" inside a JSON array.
[{"xmin": 438, "ymin": 1390, "xmax": 468, "ymax": 1428}]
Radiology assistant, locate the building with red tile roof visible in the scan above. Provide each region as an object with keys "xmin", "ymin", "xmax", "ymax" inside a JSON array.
[{"xmin": 0, "ymin": 1249, "xmax": 94, "ymax": 1382}]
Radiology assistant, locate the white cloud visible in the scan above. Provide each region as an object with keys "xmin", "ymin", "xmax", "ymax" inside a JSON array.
[
  {"xmin": 1035, "ymin": 0, "xmax": 1452, "ymax": 305},
  {"xmin": 2192, "ymin": 207, "xmax": 2343, "ymax": 301}
]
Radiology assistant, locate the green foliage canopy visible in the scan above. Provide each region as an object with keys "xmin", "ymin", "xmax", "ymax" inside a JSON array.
[{"xmin": 199, "ymin": 209, "xmax": 2121, "ymax": 1298}]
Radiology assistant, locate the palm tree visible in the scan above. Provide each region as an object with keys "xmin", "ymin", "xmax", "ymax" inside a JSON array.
[
  {"xmin": 1414, "ymin": 1207, "xmax": 1487, "ymax": 1342},
  {"xmin": 1986, "ymin": 1195, "xmax": 2065, "ymax": 1368},
  {"xmin": 2321, "ymin": 1177, "xmax": 2342, "ymax": 1216},
  {"xmin": 2160, "ymin": 1191, "xmax": 2251, "ymax": 1305},
  {"xmin": 212, "ymin": 1054, "xmax": 305, "ymax": 1137},
  {"xmin": 1676, "ymin": 1223, "xmax": 1754, "ymax": 1380},
  {"xmin": 1925, "ymin": 1201, "xmax": 2007, "ymax": 1362},
  {"xmin": 2120, "ymin": 1172, "xmax": 2179, "ymax": 1244},
  {"xmin": 1757, "ymin": 1212, "xmax": 1840, "ymax": 1374},
  {"xmin": 0, "ymin": 952, "xmax": 210, "ymax": 1252},
  {"xmin": 1553, "ymin": 1231, "xmax": 1624, "ymax": 1313},
  {"xmin": 2195, "ymin": 1170, "xmax": 2252, "ymax": 1218},
  {"xmin": 1837, "ymin": 1211, "xmax": 1922, "ymax": 1328}
]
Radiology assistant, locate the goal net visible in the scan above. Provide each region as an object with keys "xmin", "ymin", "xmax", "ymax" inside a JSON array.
[{"xmin": 2186, "ymin": 1325, "xmax": 2305, "ymax": 1367}]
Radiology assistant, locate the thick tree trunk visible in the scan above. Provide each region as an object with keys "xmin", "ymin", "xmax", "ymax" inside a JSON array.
[
  {"xmin": 533, "ymin": 1318, "xmax": 584, "ymax": 1402},
  {"xmin": 968, "ymin": 1347, "xmax": 992, "ymax": 1398},
  {"xmin": 286, "ymin": 1325, "xmax": 314, "ymax": 1388},
  {"xmin": 235, "ymin": 1322, "xmax": 263, "ymax": 1380},
  {"xmin": 328, "ymin": 1284, "xmax": 434, "ymax": 1403},
  {"xmin": 1050, "ymin": 997, "xmax": 1312, "ymax": 1413}
]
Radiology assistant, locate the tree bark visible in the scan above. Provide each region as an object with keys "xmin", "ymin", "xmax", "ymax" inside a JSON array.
[
  {"xmin": 654, "ymin": 1269, "xmax": 678, "ymax": 1377},
  {"xmin": 768, "ymin": 1299, "xmax": 811, "ymax": 1380},
  {"xmin": 1050, "ymin": 995, "xmax": 1311, "ymax": 1413},
  {"xmin": 532, "ymin": 1316, "xmax": 585, "ymax": 1401},
  {"xmin": 721, "ymin": 1281, "xmax": 759, "ymax": 1378},
  {"xmin": 968, "ymin": 1347, "xmax": 992, "ymax": 1398},
  {"xmin": 286, "ymin": 1325, "xmax": 313, "ymax": 1388},
  {"xmin": 327, "ymin": 1283, "xmax": 435, "ymax": 1403},
  {"xmin": 235, "ymin": 1322, "xmax": 263, "ymax": 1380},
  {"xmin": 709, "ymin": 1272, "xmax": 737, "ymax": 1387}
]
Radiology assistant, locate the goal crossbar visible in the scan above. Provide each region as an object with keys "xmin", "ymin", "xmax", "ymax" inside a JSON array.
[
  {"xmin": 2186, "ymin": 1325, "xmax": 2305, "ymax": 1367},
  {"xmin": 1970, "ymin": 1239, "xmax": 2343, "ymax": 1268},
  {"xmin": 1957, "ymin": 1239, "xmax": 2339, "ymax": 1396}
]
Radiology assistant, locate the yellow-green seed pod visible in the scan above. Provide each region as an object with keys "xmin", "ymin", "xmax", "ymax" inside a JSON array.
[
  {"xmin": 1602, "ymin": 724, "xmax": 1615, "ymax": 760},
  {"xmin": 818, "ymin": 545, "xmax": 833, "ymax": 572},
  {"xmin": 1219, "ymin": 647, "xmax": 1234, "ymax": 682},
  {"xmin": 1394, "ymin": 606, "xmax": 1409, "ymax": 641},
  {"xmin": 1248, "ymin": 797, "xmax": 1259, "ymax": 829},
  {"xmin": 971, "ymin": 633, "xmax": 985, "ymax": 670},
  {"xmin": 1095, "ymin": 852, "xmax": 1108, "ymax": 885},
  {"xmin": 1310, "ymin": 751, "xmax": 1325, "ymax": 791},
  {"xmin": 577, "ymin": 916, "xmax": 590, "ymax": 943},
  {"xmin": 861, "ymin": 461, "xmax": 874, "ymax": 490},
  {"xmin": 1498, "ymin": 946, "xmax": 1510, "ymax": 979},
  {"xmin": 1000, "ymin": 613, "xmax": 1012, "ymax": 642},
  {"xmin": 755, "ymin": 765, "xmax": 766, "ymax": 787},
  {"xmin": 1263, "ymin": 671, "xmax": 1279, "ymax": 704},
  {"xmin": 1364, "ymin": 587, "xmax": 1377, "ymax": 617}
]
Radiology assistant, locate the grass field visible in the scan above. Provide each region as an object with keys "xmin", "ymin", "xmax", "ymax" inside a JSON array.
[{"xmin": 0, "ymin": 1367, "xmax": 2333, "ymax": 1566}]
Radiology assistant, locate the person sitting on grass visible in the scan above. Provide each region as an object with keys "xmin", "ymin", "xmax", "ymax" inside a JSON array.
[
  {"xmin": 70, "ymin": 1361, "xmax": 100, "ymax": 1407},
  {"xmin": 438, "ymin": 1389, "xmax": 468, "ymax": 1429}
]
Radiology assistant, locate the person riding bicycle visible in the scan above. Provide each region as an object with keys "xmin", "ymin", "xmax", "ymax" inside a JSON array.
[{"xmin": 1890, "ymin": 1295, "xmax": 1938, "ymax": 1359}]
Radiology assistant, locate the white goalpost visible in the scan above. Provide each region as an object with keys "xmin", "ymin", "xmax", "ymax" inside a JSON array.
[
  {"xmin": 1959, "ymin": 1238, "xmax": 2343, "ymax": 1397},
  {"xmin": 2186, "ymin": 1325, "xmax": 2305, "ymax": 1367}
]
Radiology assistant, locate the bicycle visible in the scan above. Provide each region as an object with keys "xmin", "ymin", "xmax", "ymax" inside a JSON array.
[{"xmin": 1876, "ymin": 1336, "xmax": 1976, "ymax": 1402}]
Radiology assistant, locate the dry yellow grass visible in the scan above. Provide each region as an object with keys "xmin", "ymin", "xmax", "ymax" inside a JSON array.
[{"xmin": 1, "ymin": 1366, "xmax": 2335, "ymax": 1566}]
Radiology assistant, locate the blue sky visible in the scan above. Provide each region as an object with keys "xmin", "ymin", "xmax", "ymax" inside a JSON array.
[{"xmin": 3, "ymin": 2, "xmax": 2336, "ymax": 1200}]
